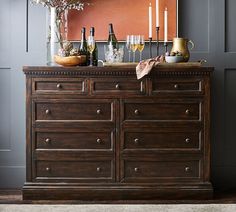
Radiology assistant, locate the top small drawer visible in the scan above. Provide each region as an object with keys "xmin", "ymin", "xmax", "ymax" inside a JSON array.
[
  {"xmin": 91, "ymin": 78, "xmax": 146, "ymax": 96},
  {"xmin": 151, "ymin": 78, "xmax": 204, "ymax": 95},
  {"xmin": 32, "ymin": 78, "xmax": 87, "ymax": 94}
]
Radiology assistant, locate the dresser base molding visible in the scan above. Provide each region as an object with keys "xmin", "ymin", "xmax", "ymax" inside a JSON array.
[{"xmin": 23, "ymin": 184, "xmax": 213, "ymax": 200}]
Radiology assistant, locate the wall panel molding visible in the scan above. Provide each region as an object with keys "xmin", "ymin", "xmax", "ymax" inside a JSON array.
[
  {"xmin": 223, "ymin": 69, "xmax": 236, "ymax": 165},
  {"xmin": 0, "ymin": 0, "xmax": 11, "ymax": 68},
  {"xmin": 0, "ymin": 69, "xmax": 11, "ymax": 151},
  {"xmin": 178, "ymin": 0, "xmax": 210, "ymax": 53},
  {"xmin": 26, "ymin": 0, "xmax": 29, "ymax": 52},
  {"xmin": 224, "ymin": 0, "xmax": 236, "ymax": 53}
]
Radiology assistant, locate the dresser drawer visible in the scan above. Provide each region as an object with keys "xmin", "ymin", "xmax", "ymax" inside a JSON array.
[
  {"xmin": 34, "ymin": 99, "xmax": 114, "ymax": 121},
  {"xmin": 123, "ymin": 100, "xmax": 201, "ymax": 121},
  {"xmin": 33, "ymin": 78, "xmax": 87, "ymax": 94},
  {"xmin": 35, "ymin": 160, "xmax": 114, "ymax": 182},
  {"xmin": 122, "ymin": 131, "xmax": 201, "ymax": 152},
  {"xmin": 151, "ymin": 78, "xmax": 203, "ymax": 95},
  {"xmin": 36, "ymin": 131, "xmax": 114, "ymax": 150},
  {"xmin": 91, "ymin": 78, "xmax": 146, "ymax": 96},
  {"xmin": 122, "ymin": 159, "xmax": 201, "ymax": 182}
]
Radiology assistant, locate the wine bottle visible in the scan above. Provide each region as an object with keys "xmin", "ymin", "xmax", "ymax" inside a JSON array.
[
  {"xmin": 107, "ymin": 23, "xmax": 118, "ymax": 49},
  {"xmin": 79, "ymin": 27, "xmax": 88, "ymax": 66},
  {"xmin": 90, "ymin": 27, "xmax": 98, "ymax": 66}
]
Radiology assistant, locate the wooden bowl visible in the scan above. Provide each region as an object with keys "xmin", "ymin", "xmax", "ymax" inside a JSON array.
[{"xmin": 54, "ymin": 55, "xmax": 86, "ymax": 66}]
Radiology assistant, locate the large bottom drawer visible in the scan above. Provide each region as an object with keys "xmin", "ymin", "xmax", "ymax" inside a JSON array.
[
  {"xmin": 34, "ymin": 160, "xmax": 115, "ymax": 182},
  {"xmin": 121, "ymin": 158, "xmax": 202, "ymax": 183}
]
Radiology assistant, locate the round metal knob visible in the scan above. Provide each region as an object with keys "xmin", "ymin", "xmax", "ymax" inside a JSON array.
[
  {"xmin": 115, "ymin": 84, "xmax": 120, "ymax": 89},
  {"xmin": 46, "ymin": 167, "xmax": 50, "ymax": 171},
  {"xmin": 45, "ymin": 138, "xmax": 51, "ymax": 143},
  {"xmin": 134, "ymin": 167, "xmax": 139, "ymax": 172},
  {"xmin": 96, "ymin": 167, "xmax": 101, "ymax": 172},
  {"xmin": 134, "ymin": 109, "xmax": 139, "ymax": 115},
  {"xmin": 174, "ymin": 84, "xmax": 179, "ymax": 89},
  {"xmin": 96, "ymin": 138, "xmax": 102, "ymax": 144},
  {"xmin": 56, "ymin": 83, "xmax": 62, "ymax": 89},
  {"xmin": 185, "ymin": 167, "xmax": 190, "ymax": 172},
  {"xmin": 96, "ymin": 109, "xmax": 101, "ymax": 115},
  {"xmin": 45, "ymin": 109, "xmax": 50, "ymax": 115},
  {"xmin": 185, "ymin": 138, "xmax": 190, "ymax": 143},
  {"xmin": 185, "ymin": 109, "xmax": 190, "ymax": 115},
  {"xmin": 134, "ymin": 138, "xmax": 139, "ymax": 144}
]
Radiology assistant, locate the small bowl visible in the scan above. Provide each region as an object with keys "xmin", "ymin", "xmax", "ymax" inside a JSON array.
[
  {"xmin": 165, "ymin": 56, "xmax": 184, "ymax": 63},
  {"xmin": 54, "ymin": 55, "xmax": 86, "ymax": 66}
]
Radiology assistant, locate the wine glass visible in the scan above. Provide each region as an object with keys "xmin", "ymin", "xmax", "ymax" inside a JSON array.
[
  {"xmin": 87, "ymin": 35, "xmax": 95, "ymax": 66},
  {"xmin": 130, "ymin": 35, "xmax": 138, "ymax": 63},
  {"xmin": 137, "ymin": 35, "xmax": 145, "ymax": 61},
  {"xmin": 126, "ymin": 35, "xmax": 131, "ymax": 62}
]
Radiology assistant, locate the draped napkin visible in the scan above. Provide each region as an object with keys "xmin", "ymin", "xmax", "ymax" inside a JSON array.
[{"xmin": 136, "ymin": 55, "xmax": 165, "ymax": 80}]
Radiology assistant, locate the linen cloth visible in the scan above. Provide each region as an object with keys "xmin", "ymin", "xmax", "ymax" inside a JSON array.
[{"xmin": 136, "ymin": 55, "xmax": 165, "ymax": 80}]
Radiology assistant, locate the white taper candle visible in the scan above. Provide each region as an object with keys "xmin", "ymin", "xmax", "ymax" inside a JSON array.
[
  {"xmin": 149, "ymin": 3, "xmax": 152, "ymax": 38},
  {"xmin": 156, "ymin": 0, "xmax": 159, "ymax": 27},
  {"xmin": 164, "ymin": 7, "xmax": 168, "ymax": 42}
]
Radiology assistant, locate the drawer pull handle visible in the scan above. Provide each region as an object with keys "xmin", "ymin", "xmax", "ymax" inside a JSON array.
[
  {"xmin": 134, "ymin": 109, "xmax": 139, "ymax": 115},
  {"xmin": 96, "ymin": 138, "xmax": 102, "ymax": 144},
  {"xmin": 174, "ymin": 84, "xmax": 179, "ymax": 89},
  {"xmin": 46, "ymin": 167, "xmax": 50, "ymax": 172},
  {"xmin": 96, "ymin": 109, "xmax": 101, "ymax": 115},
  {"xmin": 134, "ymin": 138, "xmax": 139, "ymax": 144},
  {"xmin": 185, "ymin": 167, "xmax": 190, "ymax": 172},
  {"xmin": 115, "ymin": 84, "xmax": 120, "ymax": 89},
  {"xmin": 45, "ymin": 138, "xmax": 51, "ymax": 143},
  {"xmin": 185, "ymin": 109, "xmax": 190, "ymax": 115},
  {"xmin": 56, "ymin": 84, "xmax": 62, "ymax": 89},
  {"xmin": 134, "ymin": 167, "xmax": 139, "ymax": 172},
  {"xmin": 45, "ymin": 109, "xmax": 50, "ymax": 115},
  {"xmin": 96, "ymin": 167, "xmax": 101, "ymax": 172},
  {"xmin": 185, "ymin": 138, "xmax": 190, "ymax": 143}
]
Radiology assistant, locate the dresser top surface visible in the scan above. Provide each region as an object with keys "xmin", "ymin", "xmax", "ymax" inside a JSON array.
[{"xmin": 23, "ymin": 66, "xmax": 213, "ymax": 77}]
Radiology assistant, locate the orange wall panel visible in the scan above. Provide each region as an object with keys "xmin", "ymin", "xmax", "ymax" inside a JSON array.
[{"xmin": 67, "ymin": 0, "xmax": 177, "ymax": 41}]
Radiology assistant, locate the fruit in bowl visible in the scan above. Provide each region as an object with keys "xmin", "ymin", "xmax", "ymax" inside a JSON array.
[
  {"xmin": 165, "ymin": 51, "xmax": 184, "ymax": 63},
  {"xmin": 54, "ymin": 41, "xmax": 87, "ymax": 66}
]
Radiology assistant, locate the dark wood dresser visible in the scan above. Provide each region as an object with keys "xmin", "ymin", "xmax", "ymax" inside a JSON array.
[{"xmin": 22, "ymin": 66, "xmax": 213, "ymax": 201}]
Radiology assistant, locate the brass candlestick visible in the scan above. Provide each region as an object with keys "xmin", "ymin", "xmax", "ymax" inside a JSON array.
[
  {"xmin": 164, "ymin": 42, "xmax": 168, "ymax": 54},
  {"xmin": 156, "ymin": 27, "xmax": 160, "ymax": 56},
  {"xmin": 149, "ymin": 37, "xmax": 152, "ymax": 58}
]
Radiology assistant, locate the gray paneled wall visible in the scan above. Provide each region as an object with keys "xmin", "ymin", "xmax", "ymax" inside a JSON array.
[
  {"xmin": 0, "ymin": 0, "xmax": 46, "ymax": 188},
  {"xmin": 0, "ymin": 0, "xmax": 236, "ymax": 189}
]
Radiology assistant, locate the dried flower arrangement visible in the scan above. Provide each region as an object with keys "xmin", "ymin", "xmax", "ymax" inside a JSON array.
[
  {"xmin": 31, "ymin": 0, "xmax": 89, "ymax": 13},
  {"xmin": 31, "ymin": 0, "xmax": 90, "ymax": 65}
]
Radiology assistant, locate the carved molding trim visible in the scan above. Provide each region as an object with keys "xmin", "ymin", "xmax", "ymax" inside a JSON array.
[
  {"xmin": 23, "ymin": 70, "xmax": 136, "ymax": 76},
  {"xmin": 23, "ymin": 70, "xmax": 212, "ymax": 77},
  {"xmin": 150, "ymin": 71, "xmax": 212, "ymax": 76}
]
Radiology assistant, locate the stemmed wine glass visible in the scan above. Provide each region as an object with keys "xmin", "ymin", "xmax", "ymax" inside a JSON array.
[
  {"xmin": 137, "ymin": 35, "xmax": 145, "ymax": 61},
  {"xmin": 126, "ymin": 35, "xmax": 131, "ymax": 62},
  {"xmin": 87, "ymin": 35, "xmax": 95, "ymax": 66},
  {"xmin": 130, "ymin": 35, "xmax": 138, "ymax": 63}
]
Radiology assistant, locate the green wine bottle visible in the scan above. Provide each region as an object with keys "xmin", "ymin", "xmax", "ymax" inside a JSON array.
[
  {"xmin": 79, "ymin": 27, "xmax": 88, "ymax": 66},
  {"xmin": 107, "ymin": 23, "xmax": 118, "ymax": 49},
  {"xmin": 90, "ymin": 27, "xmax": 98, "ymax": 66}
]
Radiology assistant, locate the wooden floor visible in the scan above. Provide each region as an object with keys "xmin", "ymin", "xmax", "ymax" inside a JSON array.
[{"xmin": 1, "ymin": 190, "xmax": 236, "ymax": 204}]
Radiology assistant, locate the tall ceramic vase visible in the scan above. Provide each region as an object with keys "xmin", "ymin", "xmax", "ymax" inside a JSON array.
[{"xmin": 47, "ymin": 7, "xmax": 68, "ymax": 65}]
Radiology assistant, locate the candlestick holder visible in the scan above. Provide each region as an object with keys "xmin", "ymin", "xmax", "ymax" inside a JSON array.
[
  {"xmin": 156, "ymin": 27, "xmax": 160, "ymax": 56},
  {"xmin": 149, "ymin": 37, "xmax": 152, "ymax": 58},
  {"xmin": 164, "ymin": 42, "xmax": 168, "ymax": 54}
]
